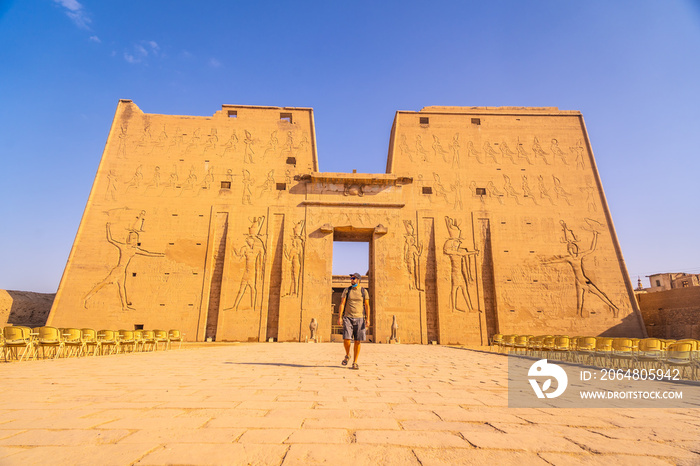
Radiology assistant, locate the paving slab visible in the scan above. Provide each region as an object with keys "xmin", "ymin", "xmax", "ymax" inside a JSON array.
[{"xmin": 0, "ymin": 342, "xmax": 698, "ymax": 465}]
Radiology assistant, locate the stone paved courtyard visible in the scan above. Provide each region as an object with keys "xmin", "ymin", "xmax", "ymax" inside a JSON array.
[{"xmin": 0, "ymin": 343, "xmax": 698, "ymax": 465}]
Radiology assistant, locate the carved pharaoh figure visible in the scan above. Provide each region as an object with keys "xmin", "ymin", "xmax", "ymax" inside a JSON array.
[
  {"xmin": 542, "ymin": 221, "xmax": 619, "ymax": 318},
  {"xmin": 84, "ymin": 223, "xmax": 164, "ymax": 311},
  {"xmin": 443, "ymin": 217, "xmax": 479, "ymax": 312},
  {"xmin": 403, "ymin": 220, "xmax": 423, "ymax": 291},
  {"xmin": 284, "ymin": 220, "xmax": 305, "ymax": 297}
]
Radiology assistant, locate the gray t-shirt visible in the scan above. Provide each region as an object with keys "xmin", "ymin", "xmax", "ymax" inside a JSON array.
[{"xmin": 341, "ymin": 286, "xmax": 368, "ymax": 319}]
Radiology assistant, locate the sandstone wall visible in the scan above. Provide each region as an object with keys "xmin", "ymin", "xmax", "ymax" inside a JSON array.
[{"xmin": 637, "ymin": 288, "xmax": 700, "ymax": 339}]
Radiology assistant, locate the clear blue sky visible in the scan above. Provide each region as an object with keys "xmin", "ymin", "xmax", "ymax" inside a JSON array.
[{"xmin": 1, "ymin": 1, "xmax": 699, "ymax": 293}]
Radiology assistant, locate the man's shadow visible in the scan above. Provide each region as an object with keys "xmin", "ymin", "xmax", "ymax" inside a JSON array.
[{"xmin": 224, "ymin": 362, "xmax": 339, "ymax": 368}]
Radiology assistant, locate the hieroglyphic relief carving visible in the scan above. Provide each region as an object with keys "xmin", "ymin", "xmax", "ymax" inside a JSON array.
[
  {"xmin": 399, "ymin": 134, "xmax": 413, "ymax": 162},
  {"xmin": 521, "ymin": 175, "xmax": 538, "ymax": 205},
  {"xmin": 125, "ymin": 165, "xmax": 143, "ymax": 193},
  {"xmin": 451, "ymin": 178, "xmax": 464, "ymax": 210},
  {"xmin": 259, "ymin": 170, "xmax": 275, "ymax": 198},
  {"xmin": 186, "ymin": 128, "xmax": 201, "ymax": 152},
  {"xmin": 169, "ymin": 126, "xmax": 184, "ymax": 151},
  {"xmin": 242, "ymin": 169, "xmax": 254, "ymax": 205},
  {"xmin": 227, "ymin": 216, "xmax": 267, "ymax": 311},
  {"xmin": 552, "ymin": 176, "xmax": 573, "ymax": 206},
  {"xmin": 532, "ymin": 137, "xmax": 550, "ymax": 165},
  {"xmin": 201, "ymin": 167, "xmax": 214, "ymax": 191},
  {"xmin": 283, "ymin": 220, "xmax": 305, "ymax": 297},
  {"xmin": 550, "ymin": 139, "xmax": 568, "ymax": 165},
  {"xmin": 503, "ymin": 175, "xmax": 521, "ymax": 205},
  {"xmin": 486, "ymin": 181, "xmax": 505, "ymax": 205},
  {"xmin": 280, "ymin": 131, "xmax": 293, "ymax": 159},
  {"xmin": 297, "ymin": 133, "xmax": 310, "ymax": 153},
  {"xmin": 537, "ymin": 175, "xmax": 556, "ymax": 205},
  {"xmin": 415, "ymin": 135, "xmax": 428, "ymax": 162},
  {"xmin": 570, "ymin": 139, "xmax": 585, "ymax": 169},
  {"xmin": 500, "ymin": 141, "xmax": 517, "ymax": 164},
  {"xmin": 483, "ymin": 141, "xmax": 500, "ymax": 164},
  {"xmin": 243, "ymin": 130, "xmax": 255, "ymax": 163},
  {"xmin": 136, "ymin": 119, "xmax": 152, "ymax": 149},
  {"xmin": 580, "ymin": 181, "xmax": 597, "ymax": 212},
  {"xmin": 153, "ymin": 124, "xmax": 168, "ymax": 150},
  {"xmin": 449, "ymin": 133, "xmax": 461, "ymax": 168},
  {"xmin": 84, "ymin": 221, "xmax": 164, "ymax": 311},
  {"xmin": 263, "ymin": 131, "xmax": 278, "ymax": 159},
  {"xmin": 203, "ymin": 128, "xmax": 218, "ymax": 155},
  {"xmin": 432, "ymin": 135, "xmax": 450, "ymax": 162},
  {"xmin": 516, "ymin": 137, "xmax": 533, "ymax": 164},
  {"xmin": 432, "ymin": 173, "xmax": 450, "ymax": 203},
  {"xmin": 443, "ymin": 217, "xmax": 479, "ymax": 312},
  {"xmin": 467, "ymin": 141, "xmax": 483, "ymax": 164},
  {"xmin": 117, "ymin": 125, "xmax": 128, "ymax": 158},
  {"xmin": 403, "ymin": 220, "xmax": 423, "ymax": 291},
  {"xmin": 179, "ymin": 166, "xmax": 197, "ymax": 196},
  {"xmin": 221, "ymin": 130, "xmax": 238, "ymax": 158},
  {"xmin": 131, "ymin": 210, "xmax": 146, "ymax": 232},
  {"xmin": 542, "ymin": 219, "xmax": 618, "ymax": 318},
  {"xmin": 146, "ymin": 166, "xmax": 161, "ymax": 191},
  {"xmin": 166, "ymin": 165, "xmax": 179, "ymax": 189},
  {"xmin": 105, "ymin": 169, "xmax": 118, "ymax": 201}
]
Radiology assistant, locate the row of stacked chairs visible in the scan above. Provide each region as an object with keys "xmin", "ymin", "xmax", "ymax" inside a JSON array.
[
  {"xmin": 1, "ymin": 326, "xmax": 184, "ymax": 362},
  {"xmin": 491, "ymin": 334, "xmax": 700, "ymax": 380}
]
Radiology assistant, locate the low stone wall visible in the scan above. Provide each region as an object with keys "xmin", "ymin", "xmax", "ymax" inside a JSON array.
[
  {"xmin": 0, "ymin": 290, "xmax": 55, "ymax": 328},
  {"xmin": 636, "ymin": 287, "xmax": 700, "ymax": 339}
]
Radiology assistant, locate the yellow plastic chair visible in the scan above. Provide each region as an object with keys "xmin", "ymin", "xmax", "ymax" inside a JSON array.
[
  {"xmin": 133, "ymin": 330, "xmax": 145, "ymax": 352},
  {"xmin": 60, "ymin": 328, "xmax": 84, "ymax": 358},
  {"xmin": 81, "ymin": 329, "xmax": 100, "ymax": 356},
  {"xmin": 500, "ymin": 334, "xmax": 516, "ymax": 354},
  {"xmin": 609, "ymin": 338, "xmax": 634, "ymax": 369},
  {"xmin": 663, "ymin": 342, "xmax": 694, "ymax": 380},
  {"xmin": 154, "ymin": 330, "xmax": 170, "ymax": 351},
  {"xmin": 141, "ymin": 330, "xmax": 157, "ymax": 352},
  {"xmin": 34, "ymin": 326, "xmax": 65, "ymax": 360},
  {"xmin": 593, "ymin": 337, "xmax": 613, "ymax": 367},
  {"xmin": 118, "ymin": 330, "xmax": 137, "ymax": 353},
  {"xmin": 3, "ymin": 326, "xmax": 35, "ymax": 362},
  {"xmin": 574, "ymin": 336, "xmax": 596, "ymax": 364},
  {"xmin": 635, "ymin": 338, "xmax": 663, "ymax": 370},
  {"xmin": 167, "ymin": 330, "xmax": 184, "ymax": 350},
  {"xmin": 513, "ymin": 335, "xmax": 530, "ymax": 354},
  {"xmin": 97, "ymin": 330, "xmax": 119, "ymax": 355},
  {"xmin": 552, "ymin": 336, "xmax": 571, "ymax": 361}
]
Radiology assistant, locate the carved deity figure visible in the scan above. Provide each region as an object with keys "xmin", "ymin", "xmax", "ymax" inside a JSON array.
[
  {"xmin": 516, "ymin": 137, "xmax": 533, "ymax": 164},
  {"xmin": 242, "ymin": 169, "xmax": 254, "ymax": 205},
  {"xmin": 203, "ymin": 128, "xmax": 218, "ymax": 155},
  {"xmin": 550, "ymin": 138, "xmax": 568, "ymax": 165},
  {"xmin": 227, "ymin": 217, "xmax": 266, "ymax": 312},
  {"xmin": 432, "ymin": 173, "xmax": 450, "ymax": 204},
  {"xmin": 221, "ymin": 130, "xmax": 238, "ymax": 158},
  {"xmin": 521, "ymin": 175, "xmax": 539, "ymax": 205},
  {"xmin": 84, "ymin": 223, "xmax": 164, "ymax": 311},
  {"xmin": 403, "ymin": 220, "xmax": 423, "ymax": 291},
  {"xmin": 117, "ymin": 124, "xmax": 128, "ymax": 158},
  {"xmin": 532, "ymin": 137, "xmax": 550, "ymax": 164},
  {"xmin": 263, "ymin": 131, "xmax": 278, "ymax": 159},
  {"xmin": 449, "ymin": 133, "xmax": 461, "ymax": 168},
  {"xmin": 570, "ymin": 139, "xmax": 585, "ymax": 169},
  {"xmin": 537, "ymin": 175, "xmax": 556, "ymax": 205},
  {"xmin": 443, "ymin": 217, "xmax": 479, "ymax": 312},
  {"xmin": 542, "ymin": 221, "xmax": 619, "ymax": 318},
  {"xmin": 146, "ymin": 166, "xmax": 161, "ymax": 190},
  {"xmin": 483, "ymin": 141, "xmax": 500, "ymax": 164},
  {"xmin": 125, "ymin": 165, "xmax": 143, "ymax": 193},
  {"xmin": 499, "ymin": 141, "xmax": 517, "ymax": 164},
  {"xmin": 467, "ymin": 141, "xmax": 483, "ymax": 163},
  {"xmin": 432, "ymin": 135, "xmax": 450, "ymax": 162},
  {"xmin": 552, "ymin": 176, "xmax": 573, "ymax": 206},
  {"xmin": 399, "ymin": 134, "xmax": 414, "ymax": 162},
  {"xmin": 503, "ymin": 174, "xmax": 521, "ymax": 205},
  {"xmin": 415, "ymin": 135, "xmax": 428, "ymax": 162},
  {"xmin": 258, "ymin": 170, "xmax": 275, "ymax": 198},
  {"xmin": 105, "ymin": 169, "xmax": 118, "ymax": 201},
  {"xmin": 390, "ymin": 315, "xmax": 399, "ymax": 342},
  {"xmin": 284, "ymin": 221, "xmax": 305, "ymax": 297},
  {"xmin": 243, "ymin": 130, "xmax": 255, "ymax": 163}
]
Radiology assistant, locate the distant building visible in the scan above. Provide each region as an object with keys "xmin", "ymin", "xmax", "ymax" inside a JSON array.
[{"xmin": 643, "ymin": 273, "xmax": 700, "ymax": 292}]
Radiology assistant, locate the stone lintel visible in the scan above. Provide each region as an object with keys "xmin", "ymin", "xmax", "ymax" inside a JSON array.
[{"xmin": 301, "ymin": 173, "xmax": 412, "ymax": 186}]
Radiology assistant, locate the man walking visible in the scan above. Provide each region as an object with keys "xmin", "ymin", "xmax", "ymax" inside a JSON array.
[{"xmin": 338, "ymin": 273, "xmax": 370, "ymax": 370}]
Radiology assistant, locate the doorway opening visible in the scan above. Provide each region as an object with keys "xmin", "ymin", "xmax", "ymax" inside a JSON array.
[{"xmin": 331, "ymin": 229, "xmax": 373, "ymax": 342}]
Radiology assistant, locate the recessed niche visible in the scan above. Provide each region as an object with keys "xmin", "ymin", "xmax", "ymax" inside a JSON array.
[
  {"xmin": 228, "ymin": 110, "xmax": 238, "ymax": 118},
  {"xmin": 419, "ymin": 117, "xmax": 429, "ymax": 125},
  {"xmin": 471, "ymin": 118, "xmax": 481, "ymax": 125},
  {"xmin": 422, "ymin": 186, "xmax": 433, "ymax": 194},
  {"xmin": 221, "ymin": 181, "xmax": 231, "ymax": 189},
  {"xmin": 476, "ymin": 188, "xmax": 486, "ymax": 195},
  {"xmin": 280, "ymin": 112, "xmax": 292, "ymax": 123},
  {"xmin": 276, "ymin": 183, "xmax": 286, "ymax": 190},
  {"xmin": 286, "ymin": 157, "xmax": 296, "ymax": 165}
]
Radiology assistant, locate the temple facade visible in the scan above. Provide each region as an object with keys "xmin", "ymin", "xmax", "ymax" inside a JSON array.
[{"xmin": 47, "ymin": 101, "xmax": 647, "ymax": 344}]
